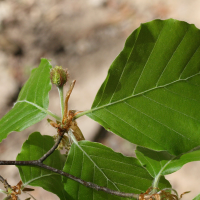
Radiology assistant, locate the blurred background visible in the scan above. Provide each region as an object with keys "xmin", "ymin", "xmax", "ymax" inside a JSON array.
[{"xmin": 0, "ymin": 0, "xmax": 200, "ymax": 199}]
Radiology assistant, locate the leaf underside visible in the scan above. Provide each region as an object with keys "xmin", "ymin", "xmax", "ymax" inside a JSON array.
[
  {"xmin": 0, "ymin": 58, "xmax": 52, "ymax": 142},
  {"xmin": 136, "ymin": 146, "xmax": 200, "ymax": 178},
  {"xmin": 87, "ymin": 19, "xmax": 200, "ymax": 156},
  {"xmin": 16, "ymin": 132, "xmax": 68, "ymax": 200},
  {"xmin": 63, "ymin": 141, "xmax": 170, "ymax": 200}
]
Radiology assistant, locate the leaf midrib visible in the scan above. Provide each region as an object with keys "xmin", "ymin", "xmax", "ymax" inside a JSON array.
[
  {"xmin": 24, "ymin": 173, "xmax": 56, "ymax": 186},
  {"xmin": 24, "ymin": 173, "xmax": 67, "ymax": 200},
  {"xmin": 90, "ymin": 72, "xmax": 200, "ymax": 113},
  {"xmin": 17, "ymin": 100, "xmax": 47, "ymax": 113},
  {"xmin": 73, "ymin": 142, "xmax": 120, "ymax": 192},
  {"xmin": 153, "ymin": 158, "xmax": 175, "ymax": 188}
]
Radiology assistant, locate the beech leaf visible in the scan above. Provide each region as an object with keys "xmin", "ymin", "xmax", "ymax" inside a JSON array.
[
  {"xmin": 87, "ymin": 19, "xmax": 200, "ymax": 155},
  {"xmin": 16, "ymin": 132, "xmax": 68, "ymax": 200},
  {"xmin": 63, "ymin": 140, "xmax": 170, "ymax": 200},
  {"xmin": 0, "ymin": 59, "xmax": 52, "ymax": 142}
]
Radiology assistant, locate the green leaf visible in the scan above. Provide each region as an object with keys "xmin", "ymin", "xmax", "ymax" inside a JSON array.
[
  {"xmin": 86, "ymin": 19, "xmax": 200, "ymax": 156},
  {"xmin": 135, "ymin": 146, "xmax": 200, "ymax": 178},
  {"xmin": 63, "ymin": 140, "xmax": 170, "ymax": 200},
  {"xmin": 193, "ymin": 194, "xmax": 200, "ymax": 200},
  {"xmin": 0, "ymin": 59, "xmax": 52, "ymax": 142},
  {"xmin": 16, "ymin": 132, "xmax": 68, "ymax": 200}
]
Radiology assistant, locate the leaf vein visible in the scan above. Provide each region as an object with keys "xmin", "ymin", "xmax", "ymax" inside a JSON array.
[
  {"xmin": 108, "ymin": 27, "xmax": 141, "ymax": 104},
  {"xmin": 179, "ymin": 45, "xmax": 200, "ymax": 79},
  {"xmin": 132, "ymin": 23, "xmax": 165, "ymax": 94},
  {"xmin": 101, "ymin": 168, "xmax": 152, "ymax": 181},
  {"xmin": 144, "ymin": 93, "xmax": 200, "ymax": 123},
  {"xmin": 156, "ymin": 27, "xmax": 189, "ymax": 86},
  {"xmin": 104, "ymin": 107, "xmax": 163, "ymax": 147},
  {"xmin": 124, "ymin": 100, "xmax": 190, "ymax": 141},
  {"xmin": 74, "ymin": 141, "xmax": 120, "ymax": 191},
  {"xmin": 112, "ymin": 182, "xmax": 143, "ymax": 193}
]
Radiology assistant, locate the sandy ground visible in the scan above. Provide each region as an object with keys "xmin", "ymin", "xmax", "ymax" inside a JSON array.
[{"xmin": 0, "ymin": 0, "xmax": 200, "ymax": 199}]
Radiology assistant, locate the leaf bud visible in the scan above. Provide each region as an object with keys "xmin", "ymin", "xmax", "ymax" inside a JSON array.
[{"xmin": 50, "ymin": 66, "xmax": 68, "ymax": 87}]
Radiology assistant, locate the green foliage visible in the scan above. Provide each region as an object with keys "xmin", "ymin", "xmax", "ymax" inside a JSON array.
[
  {"xmin": 1, "ymin": 18, "xmax": 200, "ymax": 199},
  {"xmin": 87, "ymin": 18, "xmax": 200, "ymax": 156},
  {"xmin": 62, "ymin": 140, "xmax": 170, "ymax": 200},
  {"xmin": 0, "ymin": 59, "xmax": 53, "ymax": 143},
  {"xmin": 16, "ymin": 132, "xmax": 68, "ymax": 200},
  {"xmin": 136, "ymin": 146, "xmax": 200, "ymax": 177}
]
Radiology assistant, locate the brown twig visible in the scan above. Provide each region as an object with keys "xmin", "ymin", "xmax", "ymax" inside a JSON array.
[
  {"xmin": 0, "ymin": 125, "xmax": 138, "ymax": 198},
  {"xmin": 38, "ymin": 130, "xmax": 65, "ymax": 163},
  {"xmin": 0, "ymin": 160, "xmax": 139, "ymax": 198},
  {"xmin": 0, "ymin": 174, "xmax": 11, "ymax": 191},
  {"xmin": 0, "ymin": 79, "xmax": 139, "ymax": 199}
]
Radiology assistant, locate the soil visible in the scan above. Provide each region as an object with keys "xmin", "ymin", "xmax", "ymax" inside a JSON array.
[{"xmin": 0, "ymin": 0, "xmax": 200, "ymax": 199}]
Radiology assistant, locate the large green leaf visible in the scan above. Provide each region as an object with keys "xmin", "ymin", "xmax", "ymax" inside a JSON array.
[
  {"xmin": 0, "ymin": 59, "xmax": 52, "ymax": 142},
  {"xmin": 16, "ymin": 132, "xmax": 68, "ymax": 200},
  {"xmin": 135, "ymin": 146, "xmax": 200, "ymax": 178},
  {"xmin": 86, "ymin": 19, "xmax": 200, "ymax": 156},
  {"xmin": 62, "ymin": 140, "xmax": 170, "ymax": 200}
]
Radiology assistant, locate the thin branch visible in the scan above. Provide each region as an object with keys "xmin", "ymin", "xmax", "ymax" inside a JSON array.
[
  {"xmin": 0, "ymin": 119, "xmax": 139, "ymax": 198},
  {"xmin": 38, "ymin": 132, "xmax": 65, "ymax": 163},
  {"xmin": 0, "ymin": 160, "xmax": 139, "ymax": 199},
  {"xmin": 0, "ymin": 175, "xmax": 11, "ymax": 191}
]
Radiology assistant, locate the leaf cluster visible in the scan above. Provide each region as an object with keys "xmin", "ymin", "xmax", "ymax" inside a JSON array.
[{"xmin": 1, "ymin": 19, "xmax": 200, "ymax": 200}]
